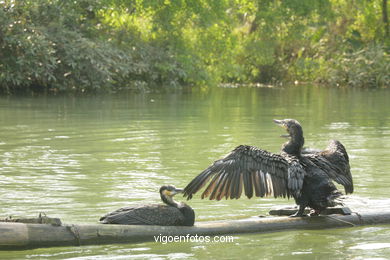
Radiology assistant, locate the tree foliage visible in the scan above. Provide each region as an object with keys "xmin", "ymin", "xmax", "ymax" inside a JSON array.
[{"xmin": 0, "ymin": 0, "xmax": 388, "ymax": 94}]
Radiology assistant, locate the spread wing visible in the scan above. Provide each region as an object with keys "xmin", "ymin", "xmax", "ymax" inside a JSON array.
[
  {"xmin": 303, "ymin": 140, "xmax": 353, "ymax": 194},
  {"xmin": 183, "ymin": 145, "xmax": 305, "ymax": 200}
]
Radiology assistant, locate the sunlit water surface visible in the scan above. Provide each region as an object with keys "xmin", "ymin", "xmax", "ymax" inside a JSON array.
[{"xmin": 0, "ymin": 86, "xmax": 390, "ymax": 259}]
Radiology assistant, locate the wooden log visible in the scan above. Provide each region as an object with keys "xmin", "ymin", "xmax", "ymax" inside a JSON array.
[
  {"xmin": 268, "ymin": 206, "xmax": 353, "ymax": 216},
  {"xmin": 1, "ymin": 210, "xmax": 390, "ymax": 250},
  {"xmin": 0, "ymin": 215, "xmax": 62, "ymax": 226}
]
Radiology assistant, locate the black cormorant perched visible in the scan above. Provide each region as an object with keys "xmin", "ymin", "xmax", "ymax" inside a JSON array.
[
  {"xmin": 100, "ymin": 185, "xmax": 195, "ymax": 226},
  {"xmin": 183, "ymin": 119, "xmax": 353, "ymax": 217}
]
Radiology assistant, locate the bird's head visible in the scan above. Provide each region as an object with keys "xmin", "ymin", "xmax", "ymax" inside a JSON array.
[
  {"xmin": 159, "ymin": 185, "xmax": 184, "ymax": 206},
  {"xmin": 273, "ymin": 119, "xmax": 304, "ymax": 155},
  {"xmin": 160, "ymin": 185, "xmax": 184, "ymax": 197},
  {"xmin": 273, "ymin": 119, "xmax": 303, "ymax": 139}
]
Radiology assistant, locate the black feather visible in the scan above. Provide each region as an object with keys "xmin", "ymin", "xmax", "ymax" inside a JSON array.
[{"xmin": 182, "ymin": 119, "xmax": 354, "ymax": 216}]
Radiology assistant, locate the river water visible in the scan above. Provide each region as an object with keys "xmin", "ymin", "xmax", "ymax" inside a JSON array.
[{"xmin": 0, "ymin": 86, "xmax": 389, "ymax": 259}]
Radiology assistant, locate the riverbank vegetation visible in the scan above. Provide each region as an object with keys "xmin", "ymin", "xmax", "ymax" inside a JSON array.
[{"xmin": 0, "ymin": 0, "xmax": 389, "ymax": 94}]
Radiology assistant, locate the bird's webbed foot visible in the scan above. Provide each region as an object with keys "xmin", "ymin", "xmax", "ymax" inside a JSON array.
[
  {"xmin": 289, "ymin": 205, "xmax": 307, "ymax": 217},
  {"xmin": 308, "ymin": 209, "xmax": 321, "ymax": 216},
  {"xmin": 289, "ymin": 212, "xmax": 308, "ymax": 218}
]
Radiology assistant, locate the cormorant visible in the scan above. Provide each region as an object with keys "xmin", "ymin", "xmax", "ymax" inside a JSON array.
[
  {"xmin": 183, "ymin": 119, "xmax": 353, "ymax": 217},
  {"xmin": 100, "ymin": 185, "xmax": 195, "ymax": 226}
]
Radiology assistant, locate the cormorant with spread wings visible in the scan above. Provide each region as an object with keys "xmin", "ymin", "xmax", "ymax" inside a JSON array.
[{"xmin": 183, "ymin": 119, "xmax": 353, "ymax": 217}]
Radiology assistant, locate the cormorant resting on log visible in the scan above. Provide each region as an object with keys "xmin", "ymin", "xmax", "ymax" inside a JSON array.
[
  {"xmin": 100, "ymin": 185, "xmax": 195, "ymax": 226},
  {"xmin": 183, "ymin": 119, "xmax": 353, "ymax": 217}
]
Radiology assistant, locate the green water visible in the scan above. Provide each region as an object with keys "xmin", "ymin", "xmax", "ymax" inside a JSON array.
[{"xmin": 1, "ymin": 86, "xmax": 390, "ymax": 259}]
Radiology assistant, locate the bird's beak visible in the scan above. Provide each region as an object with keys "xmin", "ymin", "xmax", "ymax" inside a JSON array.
[
  {"xmin": 172, "ymin": 188, "xmax": 184, "ymax": 195},
  {"xmin": 273, "ymin": 119, "xmax": 286, "ymax": 128},
  {"xmin": 273, "ymin": 119, "xmax": 290, "ymax": 138},
  {"xmin": 273, "ymin": 119, "xmax": 283, "ymax": 125}
]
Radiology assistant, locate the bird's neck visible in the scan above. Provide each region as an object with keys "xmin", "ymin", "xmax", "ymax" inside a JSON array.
[
  {"xmin": 282, "ymin": 132, "xmax": 304, "ymax": 156},
  {"xmin": 161, "ymin": 194, "xmax": 179, "ymax": 207}
]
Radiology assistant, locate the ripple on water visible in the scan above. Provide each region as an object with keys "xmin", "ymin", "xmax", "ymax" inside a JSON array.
[{"xmin": 350, "ymin": 243, "xmax": 390, "ymax": 250}]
